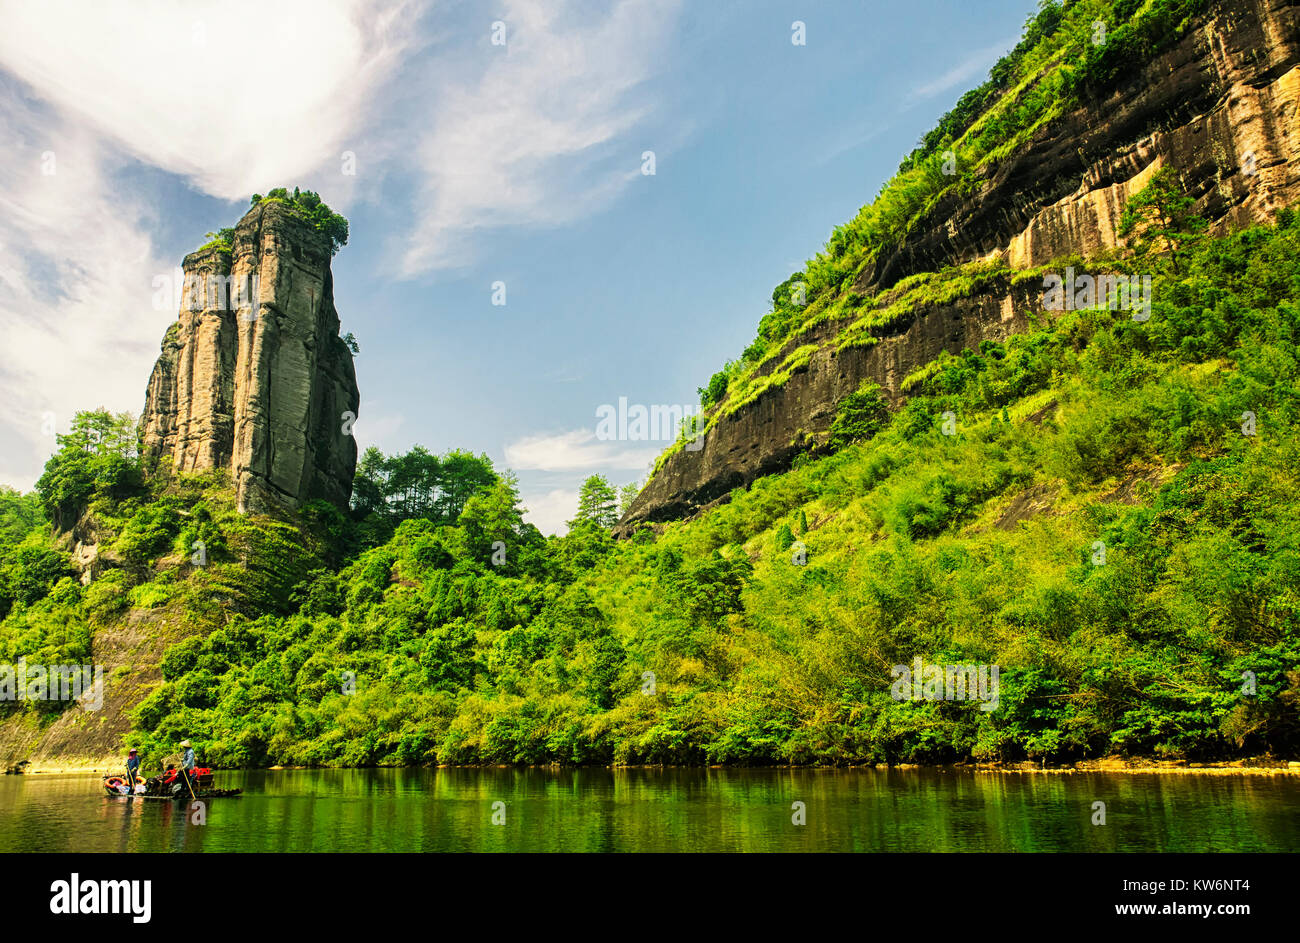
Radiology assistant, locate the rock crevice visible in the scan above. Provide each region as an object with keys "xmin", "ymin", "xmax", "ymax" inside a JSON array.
[
  {"xmin": 141, "ymin": 201, "xmax": 359, "ymax": 514},
  {"xmin": 617, "ymin": 0, "xmax": 1300, "ymax": 535}
]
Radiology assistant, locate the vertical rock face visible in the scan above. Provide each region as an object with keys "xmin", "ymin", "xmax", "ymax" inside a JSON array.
[
  {"xmin": 858, "ymin": 0, "xmax": 1300, "ymax": 291},
  {"xmin": 618, "ymin": 0, "xmax": 1300, "ymax": 534},
  {"xmin": 142, "ymin": 201, "xmax": 359, "ymax": 514}
]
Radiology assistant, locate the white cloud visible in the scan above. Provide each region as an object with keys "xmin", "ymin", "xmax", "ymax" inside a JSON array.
[
  {"xmin": 398, "ymin": 0, "xmax": 683, "ymax": 273},
  {"xmin": 0, "ymin": 93, "xmax": 171, "ymax": 490},
  {"xmin": 350, "ymin": 409, "xmax": 406, "ymax": 456},
  {"xmin": 0, "ymin": 0, "xmax": 416, "ymax": 491},
  {"xmin": 520, "ymin": 487, "xmax": 577, "ymax": 537},
  {"xmin": 905, "ymin": 38, "xmax": 1017, "ymax": 104},
  {"xmin": 504, "ymin": 428, "xmax": 657, "ymax": 472},
  {"xmin": 0, "ymin": 0, "xmax": 416, "ymax": 201}
]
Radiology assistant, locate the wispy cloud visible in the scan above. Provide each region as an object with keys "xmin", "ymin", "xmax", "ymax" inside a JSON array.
[
  {"xmin": 0, "ymin": 85, "xmax": 170, "ymax": 489},
  {"xmin": 350, "ymin": 409, "xmax": 406, "ymax": 456},
  {"xmin": 520, "ymin": 487, "xmax": 578, "ymax": 537},
  {"xmin": 904, "ymin": 38, "xmax": 1017, "ymax": 104},
  {"xmin": 0, "ymin": 0, "xmax": 415, "ymax": 201},
  {"xmin": 398, "ymin": 0, "xmax": 684, "ymax": 273},
  {"xmin": 504, "ymin": 428, "xmax": 657, "ymax": 472}
]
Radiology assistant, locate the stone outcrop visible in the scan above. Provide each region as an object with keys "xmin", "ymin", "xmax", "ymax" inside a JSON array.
[
  {"xmin": 620, "ymin": 281, "xmax": 1040, "ymax": 531},
  {"xmin": 141, "ymin": 201, "xmax": 359, "ymax": 514},
  {"xmin": 617, "ymin": 0, "xmax": 1300, "ymax": 535},
  {"xmin": 864, "ymin": 0, "xmax": 1300, "ymax": 288}
]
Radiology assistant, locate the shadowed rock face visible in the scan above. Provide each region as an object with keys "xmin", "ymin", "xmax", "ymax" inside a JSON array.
[
  {"xmin": 619, "ymin": 281, "xmax": 1042, "ymax": 533},
  {"xmin": 141, "ymin": 201, "xmax": 359, "ymax": 514},
  {"xmin": 867, "ymin": 0, "xmax": 1300, "ymax": 288},
  {"xmin": 616, "ymin": 0, "xmax": 1300, "ymax": 537}
]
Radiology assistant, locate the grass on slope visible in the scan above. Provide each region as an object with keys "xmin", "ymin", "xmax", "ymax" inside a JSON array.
[{"xmin": 0, "ymin": 211, "xmax": 1282, "ymax": 768}]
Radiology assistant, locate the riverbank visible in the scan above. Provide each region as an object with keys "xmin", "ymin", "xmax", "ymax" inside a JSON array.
[{"xmin": 10, "ymin": 755, "xmax": 1300, "ymax": 775}]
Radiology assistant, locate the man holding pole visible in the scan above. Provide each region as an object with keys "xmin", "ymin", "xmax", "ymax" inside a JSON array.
[
  {"xmin": 179, "ymin": 739, "xmax": 197, "ymax": 796},
  {"xmin": 125, "ymin": 748, "xmax": 142, "ymax": 794}
]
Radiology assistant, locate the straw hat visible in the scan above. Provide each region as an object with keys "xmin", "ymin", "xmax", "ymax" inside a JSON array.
[{"xmin": 179, "ymin": 740, "xmax": 191, "ymax": 748}]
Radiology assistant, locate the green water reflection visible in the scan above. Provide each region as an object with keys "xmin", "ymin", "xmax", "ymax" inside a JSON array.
[{"xmin": 0, "ymin": 767, "xmax": 1294, "ymax": 852}]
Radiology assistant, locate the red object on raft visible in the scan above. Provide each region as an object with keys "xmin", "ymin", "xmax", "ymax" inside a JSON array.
[
  {"xmin": 103, "ymin": 766, "xmax": 231, "ymax": 798},
  {"xmin": 161, "ymin": 767, "xmax": 212, "ymax": 785}
]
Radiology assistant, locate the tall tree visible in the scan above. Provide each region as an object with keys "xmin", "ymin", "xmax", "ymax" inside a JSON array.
[
  {"xmin": 62, "ymin": 409, "xmax": 137, "ymax": 457},
  {"xmin": 1119, "ymin": 168, "xmax": 1206, "ymax": 275},
  {"xmin": 350, "ymin": 446, "xmax": 496, "ymax": 527},
  {"xmin": 618, "ymin": 481, "xmax": 640, "ymax": 518},
  {"xmin": 434, "ymin": 450, "xmax": 497, "ymax": 521},
  {"xmin": 35, "ymin": 410, "xmax": 143, "ymax": 530},
  {"xmin": 572, "ymin": 475, "xmax": 619, "ymax": 530}
]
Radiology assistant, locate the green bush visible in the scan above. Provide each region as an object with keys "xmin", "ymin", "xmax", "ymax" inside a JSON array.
[
  {"xmin": 249, "ymin": 187, "xmax": 348, "ymax": 255},
  {"xmin": 829, "ymin": 382, "xmax": 889, "ymax": 449}
]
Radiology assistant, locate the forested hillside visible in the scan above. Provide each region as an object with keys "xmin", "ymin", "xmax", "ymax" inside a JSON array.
[
  {"xmin": 3, "ymin": 205, "xmax": 1297, "ymax": 766},
  {"xmin": 1, "ymin": 0, "xmax": 1297, "ymax": 769},
  {"xmin": 622, "ymin": 0, "xmax": 1300, "ymax": 531}
]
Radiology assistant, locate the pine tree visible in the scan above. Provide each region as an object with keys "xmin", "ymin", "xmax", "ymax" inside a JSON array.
[
  {"xmin": 618, "ymin": 481, "xmax": 640, "ymax": 518},
  {"xmin": 572, "ymin": 475, "xmax": 619, "ymax": 529}
]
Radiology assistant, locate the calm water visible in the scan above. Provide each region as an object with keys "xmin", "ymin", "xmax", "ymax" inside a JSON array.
[{"xmin": 0, "ymin": 767, "xmax": 1295, "ymax": 852}]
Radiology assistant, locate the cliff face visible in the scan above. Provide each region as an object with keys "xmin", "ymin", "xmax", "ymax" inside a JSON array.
[
  {"xmin": 142, "ymin": 201, "xmax": 359, "ymax": 514},
  {"xmin": 618, "ymin": 0, "xmax": 1300, "ymax": 535},
  {"xmin": 624, "ymin": 282, "xmax": 1042, "ymax": 528}
]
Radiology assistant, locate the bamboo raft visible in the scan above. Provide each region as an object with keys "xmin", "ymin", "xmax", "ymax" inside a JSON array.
[{"xmin": 103, "ymin": 769, "xmax": 241, "ymax": 799}]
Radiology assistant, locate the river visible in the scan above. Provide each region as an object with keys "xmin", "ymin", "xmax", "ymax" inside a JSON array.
[{"xmin": 1, "ymin": 767, "xmax": 1295, "ymax": 852}]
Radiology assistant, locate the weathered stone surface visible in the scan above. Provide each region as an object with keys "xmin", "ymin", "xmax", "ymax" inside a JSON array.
[
  {"xmin": 617, "ymin": 0, "xmax": 1300, "ymax": 535},
  {"xmin": 864, "ymin": 0, "xmax": 1300, "ymax": 290},
  {"xmin": 141, "ymin": 201, "xmax": 359, "ymax": 514},
  {"xmin": 619, "ymin": 281, "xmax": 1040, "ymax": 532}
]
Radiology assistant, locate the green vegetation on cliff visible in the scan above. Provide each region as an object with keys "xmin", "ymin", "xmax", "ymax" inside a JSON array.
[
  {"xmin": 3, "ymin": 208, "xmax": 1297, "ymax": 765},
  {"xmin": 192, "ymin": 188, "xmax": 349, "ymax": 255},
  {"xmin": 699, "ymin": 0, "xmax": 1212, "ymax": 411},
  {"xmin": 249, "ymin": 187, "xmax": 349, "ymax": 255}
]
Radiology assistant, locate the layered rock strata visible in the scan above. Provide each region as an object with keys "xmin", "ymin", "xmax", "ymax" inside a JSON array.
[
  {"xmin": 617, "ymin": 0, "xmax": 1300, "ymax": 535},
  {"xmin": 141, "ymin": 201, "xmax": 359, "ymax": 514}
]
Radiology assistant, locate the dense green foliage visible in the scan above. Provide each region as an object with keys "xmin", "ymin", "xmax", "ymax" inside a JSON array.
[
  {"xmin": 249, "ymin": 187, "xmax": 349, "ymax": 255},
  {"xmin": 829, "ymin": 383, "xmax": 890, "ymax": 450},
  {"xmin": 349, "ymin": 445, "xmax": 499, "ymax": 551},
  {"xmin": 0, "ymin": 485, "xmax": 69, "ymax": 627},
  {"xmin": 34, "ymin": 410, "xmax": 140, "ymax": 531},
  {"xmin": 5, "ymin": 208, "xmax": 1295, "ymax": 765},
  {"xmin": 703, "ymin": 0, "xmax": 1211, "ymax": 407},
  {"xmin": 2, "ymin": 4, "xmax": 1295, "ymax": 768}
]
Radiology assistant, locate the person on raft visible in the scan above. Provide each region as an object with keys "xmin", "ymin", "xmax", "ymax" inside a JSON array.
[
  {"xmin": 179, "ymin": 740, "xmax": 197, "ymax": 794},
  {"xmin": 124, "ymin": 748, "xmax": 142, "ymax": 791}
]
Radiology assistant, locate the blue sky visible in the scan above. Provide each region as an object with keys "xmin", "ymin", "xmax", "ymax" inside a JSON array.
[{"xmin": 0, "ymin": 0, "xmax": 1033, "ymax": 533}]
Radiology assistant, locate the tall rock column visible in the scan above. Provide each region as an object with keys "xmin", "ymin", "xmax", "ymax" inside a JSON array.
[{"xmin": 141, "ymin": 201, "xmax": 360, "ymax": 514}]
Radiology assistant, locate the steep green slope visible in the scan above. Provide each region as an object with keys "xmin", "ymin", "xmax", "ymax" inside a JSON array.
[
  {"xmin": 696, "ymin": 0, "xmax": 1212, "ymax": 410},
  {"xmin": 6, "ymin": 211, "xmax": 1296, "ymax": 768}
]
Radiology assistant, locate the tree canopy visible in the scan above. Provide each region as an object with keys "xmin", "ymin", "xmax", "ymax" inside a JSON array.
[
  {"xmin": 571, "ymin": 475, "xmax": 619, "ymax": 530},
  {"xmin": 1119, "ymin": 168, "xmax": 1207, "ymax": 274},
  {"xmin": 35, "ymin": 410, "xmax": 142, "ymax": 531},
  {"xmin": 249, "ymin": 187, "xmax": 349, "ymax": 255},
  {"xmin": 350, "ymin": 446, "xmax": 498, "ymax": 547}
]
